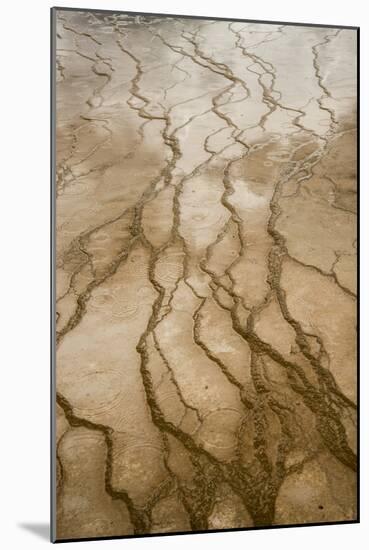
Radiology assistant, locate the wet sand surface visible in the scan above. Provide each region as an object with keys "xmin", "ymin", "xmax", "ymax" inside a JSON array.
[{"xmin": 54, "ymin": 9, "xmax": 357, "ymax": 540}]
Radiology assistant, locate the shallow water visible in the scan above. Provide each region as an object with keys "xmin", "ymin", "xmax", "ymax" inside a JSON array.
[{"xmin": 54, "ymin": 9, "xmax": 357, "ymax": 540}]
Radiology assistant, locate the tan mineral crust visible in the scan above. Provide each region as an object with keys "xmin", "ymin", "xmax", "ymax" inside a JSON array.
[{"xmin": 54, "ymin": 8, "xmax": 357, "ymax": 540}]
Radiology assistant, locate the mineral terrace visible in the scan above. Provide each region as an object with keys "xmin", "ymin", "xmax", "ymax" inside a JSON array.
[{"xmin": 54, "ymin": 9, "xmax": 357, "ymax": 540}]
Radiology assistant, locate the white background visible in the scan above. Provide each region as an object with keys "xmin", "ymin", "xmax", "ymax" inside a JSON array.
[{"xmin": 1, "ymin": 0, "xmax": 366, "ymax": 548}]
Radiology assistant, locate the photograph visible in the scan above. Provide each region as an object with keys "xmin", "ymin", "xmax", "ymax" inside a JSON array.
[{"xmin": 52, "ymin": 6, "xmax": 358, "ymax": 542}]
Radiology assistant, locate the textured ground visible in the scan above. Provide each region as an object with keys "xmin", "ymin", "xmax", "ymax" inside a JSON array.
[{"xmin": 54, "ymin": 9, "xmax": 357, "ymax": 540}]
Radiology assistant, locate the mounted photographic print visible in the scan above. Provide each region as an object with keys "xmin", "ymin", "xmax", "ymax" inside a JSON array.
[{"xmin": 51, "ymin": 6, "xmax": 359, "ymax": 543}]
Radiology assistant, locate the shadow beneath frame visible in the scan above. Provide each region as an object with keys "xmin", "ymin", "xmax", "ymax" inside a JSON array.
[{"xmin": 18, "ymin": 523, "xmax": 49, "ymax": 541}]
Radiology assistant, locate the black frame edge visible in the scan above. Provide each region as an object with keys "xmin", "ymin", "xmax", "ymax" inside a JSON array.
[
  {"xmin": 356, "ymin": 25, "xmax": 360, "ymax": 524},
  {"xmin": 54, "ymin": 519, "xmax": 359, "ymax": 544}
]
